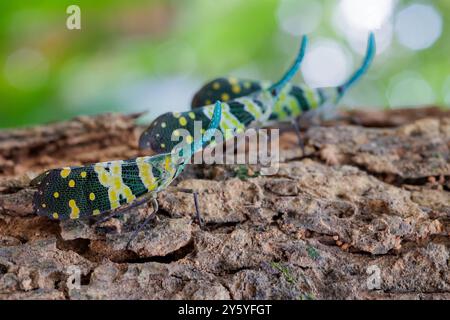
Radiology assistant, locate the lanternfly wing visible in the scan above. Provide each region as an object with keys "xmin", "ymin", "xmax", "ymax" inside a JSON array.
[
  {"xmin": 190, "ymin": 77, "xmax": 321, "ymax": 123},
  {"xmin": 32, "ymin": 155, "xmax": 171, "ymax": 220},
  {"xmin": 191, "ymin": 77, "xmax": 264, "ymax": 108},
  {"xmin": 138, "ymin": 109, "xmax": 212, "ymax": 153},
  {"xmin": 139, "ymin": 99, "xmax": 267, "ymax": 153}
]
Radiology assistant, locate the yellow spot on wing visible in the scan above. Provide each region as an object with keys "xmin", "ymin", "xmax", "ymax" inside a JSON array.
[
  {"xmin": 93, "ymin": 209, "xmax": 100, "ymax": 216},
  {"xmin": 161, "ymin": 122, "xmax": 167, "ymax": 128},
  {"xmin": 161, "ymin": 143, "xmax": 166, "ymax": 148},
  {"xmin": 111, "ymin": 163, "xmax": 121, "ymax": 175},
  {"xmin": 89, "ymin": 193, "xmax": 95, "ymax": 201},
  {"xmin": 52, "ymin": 212, "xmax": 59, "ymax": 219},
  {"xmin": 188, "ymin": 112, "xmax": 196, "ymax": 119},
  {"xmin": 221, "ymin": 93, "xmax": 230, "ymax": 101},
  {"xmin": 305, "ymin": 87, "xmax": 318, "ymax": 109},
  {"xmin": 80, "ymin": 171, "xmax": 87, "ymax": 178},
  {"xmin": 109, "ymin": 189, "xmax": 119, "ymax": 207},
  {"xmin": 173, "ymin": 112, "xmax": 181, "ymax": 118},
  {"xmin": 164, "ymin": 156, "xmax": 177, "ymax": 177},
  {"xmin": 205, "ymin": 99, "xmax": 212, "ymax": 105},
  {"xmin": 68, "ymin": 180, "xmax": 75, "ymax": 188},
  {"xmin": 212, "ymin": 82, "xmax": 220, "ymax": 90},
  {"xmin": 242, "ymin": 98, "xmax": 262, "ymax": 118},
  {"xmin": 136, "ymin": 157, "xmax": 157, "ymax": 191},
  {"xmin": 123, "ymin": 188, "xmax": 133, "ymax": 200},
  {"xmin": 69, "ymin": 199, "xmax": 80, "ymax": 219},
  {"xmin": 164, "ymin": 157, "xmax": 171, "ymax": 171},
  {"xmin": 60, "ymin": 168, "xmax": 71, "ymax": 178},
  {"xmin": 218, "ymin": 103, "xmax": 245, "ymax": 132},
  {"xmin": 232, "ymin": 85, "xmax": 241, "ymax": 94},
  {"xmin": 244, "ymin": 81, "xmax": 251, "ymax": 89},
  {"xmin": 289, "ymin": 99, "xmax": 301, "ymax": 116},
  {"xmin": 224, "ymin": 130, "xmax": 234, "ymax": 140},
  {"xmin": 94, "ymin": 161, "xmax": 136, "ymax": 209},
  {"xmin": 161, "ymin": 155, "xmax": 177, "ymax": 186},
  {"xmin": 53, "ymin": 192, "xmax": 59, "ymax": 198},
  {"xmin": 186, "ymin": 135, "xmax": 193, "ymax": 144},
  {"xmin": 113, "ymin": 177, "xmax": 122, "ymax": 189},
  {"xmin": 228, "ymin": 77, "xmax": 238, "ymax": 85},
  {"xmin": 179, "ymin": 117, "xmax": 187, "ymax": 126},
  {"xmin": 98, "ymin": 171, "xmax": 108, "ymax": 185},
  {"xmin": 42, "ymin": 203, "xmax": 46, "ymax": 208}
]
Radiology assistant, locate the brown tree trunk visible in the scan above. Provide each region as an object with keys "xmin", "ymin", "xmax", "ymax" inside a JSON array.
[{"xmin": 0, "ymin": 107, "xmax": 449, "ymax": 299}]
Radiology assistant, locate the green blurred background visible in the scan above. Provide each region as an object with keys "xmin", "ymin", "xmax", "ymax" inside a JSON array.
[{"xmin": 0, "ymin": 0, "xmax": 449, "ymax": 128}]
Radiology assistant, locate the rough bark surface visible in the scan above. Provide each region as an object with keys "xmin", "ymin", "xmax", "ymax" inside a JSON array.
[{"xmin": 0, "ymin": 107, "xmax": 449, "ymax": 300}]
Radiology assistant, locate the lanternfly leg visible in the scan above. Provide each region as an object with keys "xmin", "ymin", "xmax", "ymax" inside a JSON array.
[
  {"xmin": 291, "ymin": 118, "xmax": 305, "ymax": 154},
  {"xmin": 193, "ymin": 192, "xmax": 203, "ymax": 228},
  {"xmin": 126, "ymin": 198, "xmax": 159, "ymax": 249},
  {"xmin": 174, "ymin": 188, "xmax": 204, "ymax": 228},
  {"xmin": 92, "ymin": 194, "xmax": 153, "ymax": 226},
  {"xmin": 91, "ymin": 210, "xmax": 120, "ymax": 226}
]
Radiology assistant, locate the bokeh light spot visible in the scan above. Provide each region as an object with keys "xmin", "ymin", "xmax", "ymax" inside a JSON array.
[
  {"xmin": 339, "ymin": 0, "xmax": 394, "ymax": 30},
  {"xmin": 333, "ymin": 0, "xmax": 395, "ymax": 55},
  {"xmin": 277, "ymin": 0, "xmax": 322, "ymax": 36},
  {"xmin": 387, "ymin": 72, "xmax": 435, "ymax": 107},
  {"xmin": 301, "ymin": 39, "xmax": 350, "ymax": 88},
  {"xmin": 4, "ymin": 48, "xmax": 49, "ymax": 90},
  {"xmin": 395, "ymin": 4, "xmax": 442, "ymax": 50}
]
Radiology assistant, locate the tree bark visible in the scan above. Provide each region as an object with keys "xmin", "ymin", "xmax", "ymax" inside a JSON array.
[{"xmin": 0, "ymin": 107, "xmax": 449, "ymax": 299}]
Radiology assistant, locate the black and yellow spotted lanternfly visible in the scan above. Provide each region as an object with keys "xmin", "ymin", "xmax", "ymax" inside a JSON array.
[
  {"xmin": 32, "ymin": 101, "xmax": 222, "ymax": 239},
  {"xmin": 191, "ymin": 33, "xmax": 376, "ymax": 123},
  {"xmin": 139, "ymin": 35, "xmax": 309, "ymax": 154},
  {"xmin": 139, "ymin": 33, "xmax": 375, "ymax": 154},
  {"xmin": 194, "ymin": 33, "xmax": 374, "ymax": 151},
  {"xmin": 139, "ymin": 33, "xmax": 376, "ymax": 152}
]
